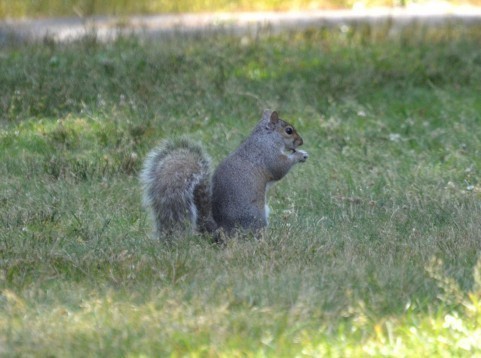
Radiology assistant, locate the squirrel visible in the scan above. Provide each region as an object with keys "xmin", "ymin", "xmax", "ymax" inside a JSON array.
[{"xmin": 140, "ymin": 110, "xmax": 308, "ymax": 238}]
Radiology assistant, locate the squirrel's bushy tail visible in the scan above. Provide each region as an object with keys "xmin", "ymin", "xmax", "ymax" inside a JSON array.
[{"xmin": 140, "ymin": 137, "xmax": 215, "ymax": 238}]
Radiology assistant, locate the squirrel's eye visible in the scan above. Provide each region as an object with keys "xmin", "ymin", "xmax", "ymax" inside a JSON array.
[{"xmin": 285, "ymin": 127, "xmax": 293, "ymax": 135}]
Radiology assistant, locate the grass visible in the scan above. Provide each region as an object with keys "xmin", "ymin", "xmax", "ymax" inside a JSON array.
[
  {"xmin": 1, "ymin": 20, "xmax": 481, "ymax": 355},
  {"xmin": 2, "ymin": 0, "xmax": 481, "ymax": 19},
  {"xmin": 0, "ymin": 0, "xmax": 364, "ymax": 19},
  {"xmin": 0, "ymin": 0, "xmax": 416, "ymax": 19}
]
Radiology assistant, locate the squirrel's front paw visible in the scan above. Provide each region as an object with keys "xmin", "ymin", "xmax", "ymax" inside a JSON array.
[{"xmin": 296, "ymin": 150, "xmax": 308, "ymax": 163}]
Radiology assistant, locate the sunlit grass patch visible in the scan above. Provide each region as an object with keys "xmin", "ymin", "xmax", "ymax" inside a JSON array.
[
  {"xmin": 2, "ymin": 258, "xmax": 481, "ymax": 355},
  {"xmin": 0, "ymin": 0, "xmax": 406, "ymax": 18}
]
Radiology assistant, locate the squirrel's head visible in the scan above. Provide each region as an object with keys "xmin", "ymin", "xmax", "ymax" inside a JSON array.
[{"xmin": 263, "ymin": 110, "xmax": 303, "ymax": 151}]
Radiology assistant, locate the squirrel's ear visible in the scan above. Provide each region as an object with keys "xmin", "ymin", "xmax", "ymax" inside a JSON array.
[{"xmin": 270, "ymin": 111, "xmax": 279, "ymax": 124}]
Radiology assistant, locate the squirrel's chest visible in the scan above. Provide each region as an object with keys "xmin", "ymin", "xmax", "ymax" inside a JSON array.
[{"xmin": 264, "ymin": 181, "xmax": 276, "ymax": 222}]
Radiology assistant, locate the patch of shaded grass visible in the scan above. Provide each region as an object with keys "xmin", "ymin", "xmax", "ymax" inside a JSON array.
[{"xmin": 1, "ymin": 22, "xmax": 481, "ymax": 355}]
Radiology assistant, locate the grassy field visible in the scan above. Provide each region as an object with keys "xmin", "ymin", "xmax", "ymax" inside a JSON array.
[{"xmin": 1, "ymin": 20, "xmax": 481, "ymax": 355}]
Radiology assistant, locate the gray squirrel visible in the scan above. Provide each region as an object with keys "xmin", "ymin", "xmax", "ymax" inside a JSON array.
[{"xmin": 140, "ymin": 110, "xmax": 308, "ymax": 238}]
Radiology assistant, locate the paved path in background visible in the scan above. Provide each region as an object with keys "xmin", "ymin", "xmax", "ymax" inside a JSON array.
[{"xmin": 2, "ymin": 6, "xmax": 481, "ymax": 42}]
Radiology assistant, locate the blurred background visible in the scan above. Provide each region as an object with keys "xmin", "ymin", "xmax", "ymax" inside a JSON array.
[{"xmin": 1, "ymin": 0, "xmax": 480, "ymax": 19}]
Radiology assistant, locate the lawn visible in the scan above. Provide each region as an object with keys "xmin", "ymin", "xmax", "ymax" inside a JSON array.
[{"xmin": 1, "ymin": 20, "xmax": 481, "ymax": 355}]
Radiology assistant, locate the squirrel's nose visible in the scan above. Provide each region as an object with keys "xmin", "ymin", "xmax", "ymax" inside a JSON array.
[{"xmin": 297, "ymin": 137, "xmax": 303, "ymax": 147}]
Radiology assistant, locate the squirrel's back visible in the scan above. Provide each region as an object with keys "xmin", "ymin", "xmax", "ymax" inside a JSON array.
[{"xmin": 140, "ymin": 137, "xmax": 214, "ymax": 237}]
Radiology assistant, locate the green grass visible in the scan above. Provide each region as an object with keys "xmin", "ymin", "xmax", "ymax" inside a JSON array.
[{"xmin": 1, "ymin": 22, "xmax": 481, "ymax": 355}]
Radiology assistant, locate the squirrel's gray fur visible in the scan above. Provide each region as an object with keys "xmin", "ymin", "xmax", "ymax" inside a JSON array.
[
  {"xmin": 140, "ymin": 110, "xmax": 308, "ymax": 238},
  {"xmin": 140, "ymin": 137, "xmax": 215, "ymax": 237},
  {"xmin": 212, "ymin": 110, "xmax": 307, "ymax": 233}
]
